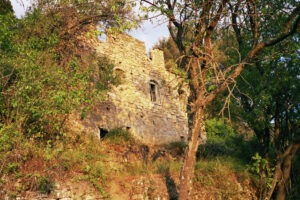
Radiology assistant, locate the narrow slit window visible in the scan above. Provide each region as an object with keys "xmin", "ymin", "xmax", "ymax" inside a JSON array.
[{"xmin": 150, "ymin": 83, "xmax": 156, "ymax": 102}]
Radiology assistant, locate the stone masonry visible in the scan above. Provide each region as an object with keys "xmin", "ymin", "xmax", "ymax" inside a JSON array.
[{"xmin": 77, "ymin": 34, "xmax": 189, "ymax": 144}]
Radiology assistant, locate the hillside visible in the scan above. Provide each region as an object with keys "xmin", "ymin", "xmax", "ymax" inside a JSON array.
[
  {"xmin": 1, "ymin": 1, "xmax": 300, "ymax": 199},
  {"xmin": 0, "ymin": 128, "xmax": 258, "ymax": 199}
]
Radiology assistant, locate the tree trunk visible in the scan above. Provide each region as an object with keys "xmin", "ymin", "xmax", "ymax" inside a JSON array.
[
  {"xmin": 177, "ymin": 32, "xmax": 210, "ymax": 199},
  {"xmin": 266, "ymin": 139, "xmax": 300, "ymax": 200},
  {"xmin": 178, "ymin": 105, "xmax": 204, "ymax": 199},
  {"xmin": 275, "ymin": 141, "xmax": 300, "ymax": 200},
  {"xmin": 266, "ymin": 162, "xmax": 282, "ymax": 200}
]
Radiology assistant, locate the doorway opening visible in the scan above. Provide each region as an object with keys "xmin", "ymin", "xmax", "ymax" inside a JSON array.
[{"xmin": 99, "ymin": 127, "xmax": 108, "ymax": 139}]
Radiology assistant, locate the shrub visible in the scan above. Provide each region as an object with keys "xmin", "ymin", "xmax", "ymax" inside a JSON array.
[
  {"xmin": 205, "ymin": 118, "xmax": 235, "ymax": 139},
  {"xmin": 197, "ymin": 118, "xmax": 236, "ymax": 160},
  {"xmin": 4, "ymin": 162, "xmax": 19, "ymax": 174},
  {"xmin": 156, "ymin": 161, "xmax": 170, "ymax": 176},
  {"xmin": 76, "ymin": 161, "xmax": 108, "ymax": 197},
  {"xmin": 166, "ymin": 141, "xmax": 187, "ymax": 157},
  {"xmin": 0, "ymin": 125, "xmax": 20, "ymax": 153},
  {"xmin": 104, "ymin": 128, "xmax": 136, "ymax": 145},
  {"xmin": 25, "ymin": 173, "xmax": 54, "ymax": 194},
  {"xmin": 37, "ymin": 176, "xmax": 53, "ymax": 194}
]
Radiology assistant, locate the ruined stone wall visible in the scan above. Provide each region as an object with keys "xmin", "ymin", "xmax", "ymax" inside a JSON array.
[{"xmin": 75, "ymin": 34, "xmax": 189, "ymax": 144}]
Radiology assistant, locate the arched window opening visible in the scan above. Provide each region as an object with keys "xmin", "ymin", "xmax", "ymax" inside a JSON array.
[{"xmin": 150, "ymin": 81, "xmax": 157, "ymax": 102}]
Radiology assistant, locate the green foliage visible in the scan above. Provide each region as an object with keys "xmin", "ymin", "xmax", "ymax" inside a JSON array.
[
  {"xmin": 234, "ymin": 37, "xmax": 300, "ymax": 143},
  {"xmin": 247, "ymin": 152, "xmax": 275, "ymax": 199},
  {"xmin": 156, "ymin": 161, "xmax": 170, "ymax": 176},
  {"xmin": 79, "ymin": 162, "xmax": 108, "ymax": 197},
  {"xmin": 249, "ymin": 153, "xmax": 268, "ymax": 175},
  {"xmin": 0, "ymin": 7, "xmax": 122, "ymax": 141},
  {"xmin": 205, "ymin": 118, "xmax": 235, "ymax": 138},
  {"xmin": 231, "ymin": 36, "xmax": 300, "ymax": 198},
  {"xmin": 0, "ymin": 125, "xmax": 19, "ymax": 152},
  {"xmin": 104, "ymin": 128, "xmax": 136, "ymax": 145},
  {"xmin": 37, "ymin": 176, "xmax": 53, "ymax": 194},
  {"xmin": 166, "ymin": 141, "xmax": 187, "ymax": 157},
  {"xmin": 169, "ymin": 64, "xmax": 188, "ymax": 79},
  {"xmin": 248, "ymin": 153, "xmax": 274, "ymax": 189},
  {"xmin": 4, "ymin": 162, "xmax": 20, "ymax": 174},
  {"xmin": 24, "ymin": 173, "xmax": 54, "ymax": 194},
  {"xmin": 194, "ymin": 158, "xmax": 252, "ymax": 199},
  {"xmin": 96, "ymin": 56, "xmax": 121, "ymax": 91},
  {"xmin": 197, "ymin": 119, "xmax": 261, "ymax": 169},
  {"xmin": 0, "ymin": 0, "xmax": 13, "ymax": 15},
  {"xmin": 55, "ymin": 134, "xmax": 110, "ymax": 196},
  {"xmin": 0, "ymin": 13, "xmax": 16, "ymax": 52},
  {"xmin": 0, "ymin": 1, "xmax": 139, "ymax": 197},
  {"xmin": 197, "ymin": 119, "xmax": 236, "ymax": 159}
]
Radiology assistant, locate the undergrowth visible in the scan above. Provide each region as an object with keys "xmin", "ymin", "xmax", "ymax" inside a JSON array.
[
  {"xmin": 0, "ymin": 126, "xmax": 109, "ymax": 198},
  {"xmin": 0, "ymin": 126, "xmax": 183, "ymax": 198},
  {"xmin": 193, "ymin": 118, "xmax": 259, "ymax": 199},
  {"xmin": 103, "ymin": 128, "xmax": 137, "ymax": 145},
  {"xmin": 0, "ymin": 120, "xmax": 259, "ymax": 199}
]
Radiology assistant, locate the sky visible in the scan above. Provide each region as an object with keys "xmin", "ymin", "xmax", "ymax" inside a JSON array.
[{"xmin": 10, "ymin": 0, "xmax": 170, "ymax": 51}]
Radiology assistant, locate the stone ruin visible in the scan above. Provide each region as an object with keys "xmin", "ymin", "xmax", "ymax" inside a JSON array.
[{"xmin": 72, "ymin": 34, "xmax": 189, "ymax": 144}]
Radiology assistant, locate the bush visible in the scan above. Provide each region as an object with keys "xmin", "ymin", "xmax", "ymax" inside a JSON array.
[
  {"xmin": 156, "ymin": 161, "xmax": 170, "ymax": 176},
  {"xmin": 104, "ymin": 128, "xmax": 136, "ymax": 145},
  {"xmin": 197, "ymin": 141, "xmax": 232, "ymax": 159},
  {"xmin": 166, "ymin": 141, "xmax": 187, "ymax": 157},
  {"xmin": 76, "ymin": 161, "xmax": 107, "ymax": 197},
  {"xmin": 37, "ymin": 176, "xmax": 53, "ymax": 194},
  {"xmin": 24, "ymin": 173, "xmax": 54, "ymax": 194},
  {"xmin": 0, "ymin": 125, "xmax": 20, "ymax": 153},
  {"xmin": 197, "ymin": 118, "xmax": 260, "ymax": 163},
  {"xmin": 4, "ymin": 162, "xmax": 19, "ymax": 174},
  {"xmin": 205, "ymin": 118, "xmax": 235, "ymax": 138},
  {"xmin": 197, "ymin": 119, "xmax": 236, "ymax": 160}
]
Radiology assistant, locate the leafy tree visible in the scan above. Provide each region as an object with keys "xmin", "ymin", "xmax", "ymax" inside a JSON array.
[
  {"xmin": 0, "ymin": 2, "xmax": 137, "ymax": 194},
  {"xmin": 0, "ymin": 0, "xmax": 13, "ymax": 15},
  {"xmin": 141, "ymin": 0, "xmax": 300, "ymax": 198},
  {"xmin": 233, "ymin": 38, "xmax": 300, "ymax": 199},
  {"xmin": 0, "ymin": 1, "xmax": 136, "ymax": 139}
]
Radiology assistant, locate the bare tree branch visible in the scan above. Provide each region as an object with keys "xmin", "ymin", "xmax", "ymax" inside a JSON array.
[{"xmin": 205, "ymin": 4, "xmax": 300, "ymax": 105}]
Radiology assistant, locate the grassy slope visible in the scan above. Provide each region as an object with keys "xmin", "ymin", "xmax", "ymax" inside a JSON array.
[{"xmin": 0, "ymin": 128, "xmax": 258, "ymax": 199}]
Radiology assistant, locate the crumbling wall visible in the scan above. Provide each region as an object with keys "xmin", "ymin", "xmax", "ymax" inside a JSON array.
[{"xmin": 74, "ymin": 34, "xmax": 189, "ymax": 144}]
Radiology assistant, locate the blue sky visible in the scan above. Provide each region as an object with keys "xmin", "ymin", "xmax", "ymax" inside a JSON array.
[{"xmin": 10, "ymin": 0, "xmax": 170, "ymax": 51}]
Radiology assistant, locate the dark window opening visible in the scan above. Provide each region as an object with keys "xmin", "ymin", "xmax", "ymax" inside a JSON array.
[
  {"xmin": 99, "ymin": 128, "xmax": 108, "ymax": 139},
  {"xmin": 180, "ymin": 135, "xmax": 185, "ymax": 141},
  {"xmin": 178, "ymin": 89, "xmax": 186, "ymax": 101},
  {"xmin": 178, "ymin": 89, "xmax": 185, "ymax": 95},
  {"xmin": 150, "ymin": 83, "xmax": 156, "ymax": 102}
]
